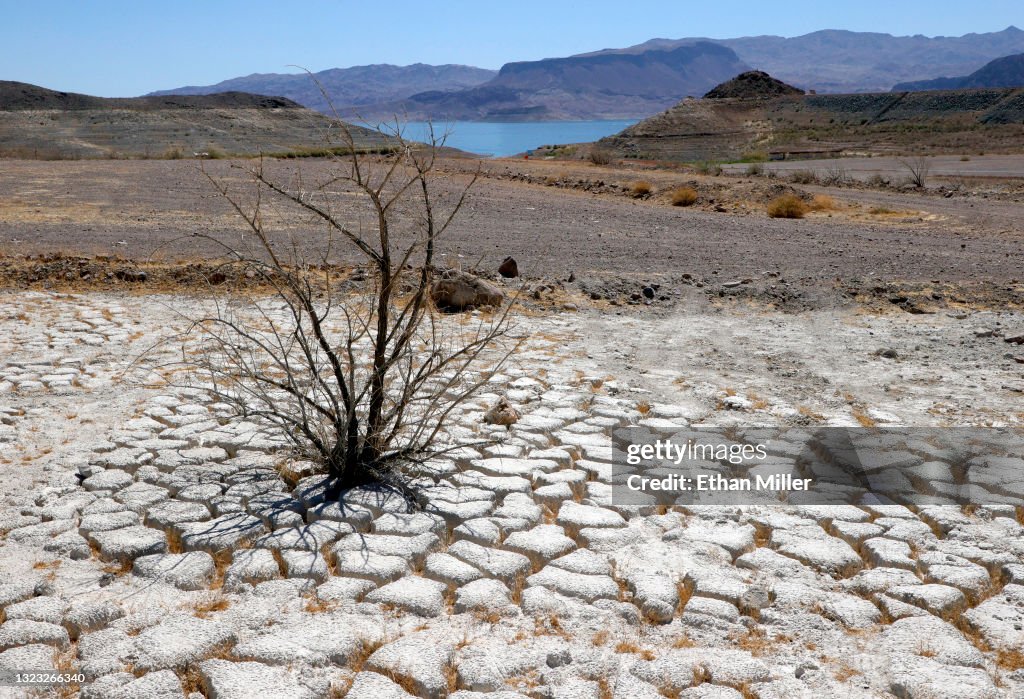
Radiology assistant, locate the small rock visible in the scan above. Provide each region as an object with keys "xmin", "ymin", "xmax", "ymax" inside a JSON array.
[
  {"xmin": 483, "ymin": 397, "xmax": 520, "ymax": 426},
  {"xmin": 498, "ymin": 257, "xmax": 519, "ymax": 278},
  {"xmin": 431, "ymin": 270, "xmax": 505, "ymax": 311}
]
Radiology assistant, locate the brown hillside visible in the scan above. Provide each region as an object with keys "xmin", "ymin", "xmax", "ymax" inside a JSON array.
[
  {"xmin": 0, "ymin": 81, "xmax": 393, "ymax": 159},
  {"xmin": 600, "ymin": 86, "xmax": 1024, "ymax": 161}
]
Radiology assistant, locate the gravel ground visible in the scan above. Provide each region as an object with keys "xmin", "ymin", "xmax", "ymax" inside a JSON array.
[
  {"xmin": 0, "ymin": 159, "xmax": 1022, "ymax": 310},
  {"xmin": 0, "ymin": 289, "xmax": 1023, "ymax": 698}
]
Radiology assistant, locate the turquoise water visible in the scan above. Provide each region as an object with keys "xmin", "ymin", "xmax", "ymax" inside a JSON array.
[{"xmin": 391, "ymin": 120, "xmax": 637, "ymax": 158}]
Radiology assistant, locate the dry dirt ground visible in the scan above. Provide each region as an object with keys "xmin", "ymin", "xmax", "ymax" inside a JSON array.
[
  {"xmin": 0, "ymin": 157, "xmax": 1022, "ymax": 310},
  {"xmin": 0, "ymin": 156, "xmax": 1023, "ymax": 699}
]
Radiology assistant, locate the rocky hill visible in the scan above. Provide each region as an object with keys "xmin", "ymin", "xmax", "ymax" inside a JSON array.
[
  {"xmin": 0, "ymin": 81, "xmax": 392, "ymax": 159},
  {"xmin": 599, "ymin": 75, "xmax": 1024, "ymax": 161},
  {"xmin": 704, "ymin": 71, "xmax": 804, "ymax": 99},
  {"xmin": 583, "ymin": 26, "xmax": 1024, "ymax": 94},
  {"xmin": 147, "ymin": 63, "xmax": 497, "ymax": 115},
  {"xmin": 363, "ymin": 42, "xmax": 750, "ymax": 121},
  {"xmin": 894, "ymin": 53, "xmax": 1024, "ymax": 91}
]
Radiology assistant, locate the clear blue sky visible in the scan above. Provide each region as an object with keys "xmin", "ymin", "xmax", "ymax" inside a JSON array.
[{"xmin": 4, "ymin": 0, "xmax": 1021, "ymax": 96}]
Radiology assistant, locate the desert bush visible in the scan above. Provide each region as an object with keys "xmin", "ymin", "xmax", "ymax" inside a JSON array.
[
  {"xmin": 900, "ymin": 156, "xmax": 930, "ymax": 188},
  {"xmin": 866, "ymin": 173, "xmax": 890, "ymax": 188},
  {"xmin": 789, "ymin": 169, "xmax": 818, "ymax": 184},
  {"xmin": 671, "ymin": 186, "xmax": 698, "ymax": 206},
  {"xmin": 164, "ymin": 147, "xmax": 184, "ymax": 160},
  {"xmin": 809, "ymin": 194, "xmax": 836, "ymax": 211},
  {"xmin": 767, "ymin": 194, "xmax": 808, "ymax": 219},
  {"xmin": 820, "ymin": 166, "xmax": 848, "ymax": 186},
  {"xmin": 695, "ymin": 161, "xmax": 723, "ymax": 176},
  {"xmin": 589, "ymin": 148, "xmax": 613, "ymax": 165},
  {"xmin": 169, "ymin": 115, "xmax": 512, "ymax": 500},
  {"xmin": 630, "ymin": 181, "xmax": 653, "ymax": 198},
  {"xmin": 745, "ymin": 162, "xmax": 764, "ymax": 176}
]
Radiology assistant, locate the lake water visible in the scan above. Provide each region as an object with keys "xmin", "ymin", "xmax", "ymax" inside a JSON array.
[{"xmin": 393, "ymin": 120, "xmax": 637, "ymax": 158}]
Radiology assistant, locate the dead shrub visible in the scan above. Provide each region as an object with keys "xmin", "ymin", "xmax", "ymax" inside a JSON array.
[
  {"xmin": 789, "ymin": 169, "xmax": 818, "ymax": 184},
  {"xmin": 809, "ymin": 194, "xmax": 836, "ymax": 211},
  {"xmin": 154, "ymin": 105, "xmax": 515, "ymax": 504},
  {"xmin": 630, "ymin": 181, "xmax": 653, "ymax": 198},
  {"xmin": 671, "ymin": 186, "xmax": 698, "ymax": 207},
  {"xmin": 767, "ymin": 194, "xmax": 808, "ymax": 219}
]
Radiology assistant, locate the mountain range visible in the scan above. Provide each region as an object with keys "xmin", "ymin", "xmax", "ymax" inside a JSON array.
[
  {"xmin": 365, "ymin": 42, "xmax": 750, "ymax": 121},
  {"xmin": 893, "ymin": 53, "xmax": 1024, "ymax": 91},
  {"xmin": 145, "ymin": 26, "xmax": 1024, "ymax": 122},
  {"xmin": 589, "ymin": 26, "xmax": 1024, "ymax": 93}
]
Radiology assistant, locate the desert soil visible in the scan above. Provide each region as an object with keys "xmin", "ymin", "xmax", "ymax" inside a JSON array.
[{"xmin": 0, "ymin": 157, "xmax": 1022, "ymax": 310}]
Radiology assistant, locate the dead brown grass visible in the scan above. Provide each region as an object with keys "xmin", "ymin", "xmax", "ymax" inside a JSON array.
[
  {"xmin": 630, "ymin": 181, "xmax": 653, "ymax": 198},
  {"xmin": 733, "ymin": 627, "xmax": 772, "ymax": 656},
  {"xmin": 534, "ymin": 613, "xmax": 571, "ymax": 640},
  {"xmin": 833, "ymin": 662, "xmax": 862, "ymax": 681},
  {"xmin": 191, "ymin": 592, "xmax": 230, "ymax": 618},
  {"xmin": 672, "ymin": 634, "xmax": 695, "ymax": 648},
  {"xmin": 809, "ymin": 194, "xmax": 837, "ymax": 211},
  {"xmin": 797, "ymin": 404, "xmax": 824, "ymax": 421},
  {"xmin": 851, "ymin": 407, "xmax": 877, "ymax": 427},
  {"xmin": 304, "ymin": 596, "xmax": 339, "ymax": 614},
  {"xmin": 767, "ymin": 194, "xmax": 808, "ymax": 219},
  {"xmin": 614, "ymin": 640, "xmax": 656, "ymax": 660},
  {"xmin": 671, "ymin": 186, "xmax": 698, "ymax": 207},
  {"xmin": 996, "ymin": 648, "xmax": 1024, "ymax": 670}
]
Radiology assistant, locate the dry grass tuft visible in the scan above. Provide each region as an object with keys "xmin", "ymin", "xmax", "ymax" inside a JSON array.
[
  {"xmin": 767, "ymin": 194, "xmax": 808, "ymax": 219},
  {"xmin": 534, "ymin": 613, "xmax": 571, "ymax": 639},
  {"xmin": 809, "ymin": 194, "xmax": 837, "ymax": 211},
  {"xmin": 672, "ymin": 634, "xmax": 696, "ymax": 648},
  {"xmin": 797, "ymin": 405, "xmax": 824, "ymax": 421},
  {"xmin": 384, "ymin": 670, "xmax": 420, "ymax": 695},
  {"xmin": 178, "ymin": 664, "xmax": 205, "ymax": 696},
  {"xmin": 734, "ymin": 627, "xmax": 772, "ymax": 656},
  {"xmin": 630, "ymin": 181, "xmax": 653, "ymax": 198},
  {"xmin": 996, "ymin": 648, "xmax": 1024, "ymax": 670},
  {"xmin": 191, "ymin": 592, "xmax": 230, "ymax": 618},
  {"xmin": 833, "ymin": 662, "xmax": 862, "ymax": 681},
  {"xmin": 304, "ymin": 596, "xmax": 339, "ymax": 614},
  {"xmin": 471, "ymin": 607, "xmax": 503, "ymax": 624},
  {"xmin": 592, "ymin": 629, "xmax": 610, "ymax": 646},
  {"xmin": 636, "ymin": 400, "xmax": 651, "ymax": 415},
  {"xmin": 101, "ymin": 559, "xmax": 134, "ymax": 576},
  {"xmin": 851, "ymin": 407, "xmax": 877, "ymax": 427},
  {"xmin": 613, "ymin": 640, "xmax": 656, "ymax": 660},
  {"xmin": 671, "ymin": 186, "xmax": 698, "ymax": 207}
]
